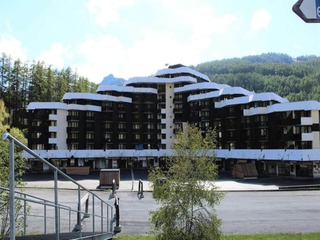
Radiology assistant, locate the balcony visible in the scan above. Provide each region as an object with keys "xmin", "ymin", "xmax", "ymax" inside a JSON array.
[
  {"xmin": 49, "ymin": 114, "xmax": 58, "ymax": 121},
  {"xmin": 302, "ymin": 132, "xmax": 313, "ymax": 141},
  {"xmin": 49, "ymin": 138, "xmax": 57, "ymax": 144},
  {"xmin": 49, "ymin": 126, "xmax": 57, "ymax": 132},
  {"xmin": 301, "ymin": 117, "xmax": 313, "ymax": 125}
]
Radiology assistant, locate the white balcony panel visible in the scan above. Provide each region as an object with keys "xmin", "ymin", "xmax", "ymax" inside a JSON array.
[
  {"xmin": 49, "ymin": 114, "xmax": 58, "ymax": 121},
  {"xmin": 161, "ymin": 139, "xmax": 166, "ymax": 145},
  {"xmin": 161, "ymin": 118, "xmax": 168, "ymax": 124},
  {"xmin": 49, "ymin": 126, "xmax": 58, "ymax": 132},
  {"xmin": 302, "ymin": 133, "xmax": 313, "ymax": 141},
  {"xmin": 49, "ymin": 138, "xmax": 58, "ymax": 144},
  {"xmin": 301, "ymin": 117, "xmax": 313, "ymax": 125},
  {"xmin": 161, "ymin": 128, "xmax": 167, "ymax": 134},
  {"xmin": 161, "ymin": 108, "xmax": 167, "ymax": 114}
]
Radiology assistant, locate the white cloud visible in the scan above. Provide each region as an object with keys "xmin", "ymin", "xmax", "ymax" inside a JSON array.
[
  {"xmin": 79, "ymin": 0, "xmax": 237, "ymax": 82},
  {"xmin": 87, "ymin": 0, "xmax": 135, "ymax": 27},
  {"xmin": 250, "ymin": 9, "xmax": 272, "ymax": 31},
  {"xmin": 36, "ymin": 43, "xmax": 71, "ymax": 68},
  {"xmin": 126, "ymin": 30, "xmax": 202, "ymax": 77},
  {"xmin": 75, "ymin": 30, "xmax": 205, "ymax": 83},
  {"xmin": 76, "ymin": 35, "xmax": 127, "ymax": 82},
  {"xmin": 0, "ymin": 33, "xmax": 27, "ymax": 61}
]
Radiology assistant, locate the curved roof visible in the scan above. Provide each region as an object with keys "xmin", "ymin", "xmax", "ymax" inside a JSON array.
[
  {"xmin": 27, "ymin": 102, "xmax": 67, "ymax": 110},
  {"xmin": 26, "ymin": 102, "xmax": 101, "ymax": 112},
  {"xmin": 125, "ymin": 76, "xmax": 197, "ymax": 85},
  {"xmin": 175, "ymin": 82, "xmax": 230, "ymax": 93},
  {"xmin": 63, "ymin": 92, "xmax": 132, "ymax": 103},
  {"xmin": 188, "ymin": 86, "xmax": 253, "ymax": 102},
  {"xmin": 156, "ymin": 66, "xmax": 210, "ymax": 82},
  {"xmin": 97, "ymin": 85, "xmax": 157, "ymax": 94},
  {"xmin": 244, "ymin": 101, "xmax": 320, "ymax": 116},
  {"xmin": 215, "ymin": 92, "xmax": 288, "ymax": 108}
]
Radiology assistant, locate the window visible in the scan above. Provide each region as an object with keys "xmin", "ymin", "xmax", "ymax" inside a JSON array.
[
  {"xmin": 32, "ymin": 144, "xmax": 44, "ymax": 150},
  {"xmin": 86, "ymin": 111, "xmax": 94, "ymax": 117},
  {"xmin": 32, "ymin": 132, "xmax": 41, "ymax": 138},
  {"xmin": 49, "ymin": 121, "xmax": 56, "ymax": 126},
  {"xmin": 118, "ymin": 123, "xmax": 126, "ymax": 129},
  {"xmin": 69, "ymin": 133, "xmax": 79, "ymax": 139},
  {"xmin": 32, "ymin": 121, "xmax": 41, "ymax": 127},
  {"xmin": 104, "ymin": 102, "xmax": 112, "ymax": 107},
  {"xmin": 69, "ymin": 111, "xmax": 78, "ymax": 116},
  {"xmin": 260, "ymin": 142, "xmax": 268, "ymax": 149},
  {"xmin": 69, "ymin": 144, "xmax": 79, "ymax": 150},
  {"xmin": 86, "ymin": 144, "xmax": 94, "ymax": 149},
  {"xmin": 133, "ymin": 124, "xmax": 140, "ymax": 130},
  {"xmin": 283, "ymin": 127, "xmax": 288, "ymax": 134},
  {"xmin": 301, "ymin": 126, "xmax": 311, "ymax": 133},
  {"xmin": 202, "ymin": 111, "xmax": 209, "ymax": 117},
  {"xmin": 260, "ymin": 128, "xmax": 268, "ymax": 136},
  {"xmin": 86, "ymin": 133, "xmax": 94, "ymax": 139},
  {"xmin": 105, "ymin": 133, "xmax": 112, "ymax": 139},
  {"xmin": 135, "ymin": 134, "xmax": 140, "ymax": 140},
  {"xmin": 147, "ymin": 124, "xmax": 154, "ymax": 130},
  {"xmin": 68, "ymin": 121, "xmax": 78, "ymax": 128},
  {"xmin": 119, "ymin": 144, "xmax": 126, "ymax": 149},
  {"xmin": 50, "ymin": 132, "xmax": 57, "ymax": 138},
  {"xmin": 119, "ymin": 133, "xmax": 126, "ymax": 140}
]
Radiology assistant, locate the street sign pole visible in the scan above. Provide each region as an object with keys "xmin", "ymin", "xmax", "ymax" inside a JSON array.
[{"xmin": 293, "ymin": 0, "xmax": 320, "ymax": 23}]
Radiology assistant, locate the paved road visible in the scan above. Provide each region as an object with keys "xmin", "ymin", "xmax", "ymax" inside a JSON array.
[
  {"xmin": 21, "ymin": 188, "xmax": 320, "ymax": 236},
  {"xmin": 20, "ymin": 170, "xmax": 320, "ymax": 236}
]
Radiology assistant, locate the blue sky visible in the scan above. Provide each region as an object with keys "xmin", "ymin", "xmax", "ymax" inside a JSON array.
[{"xmin": 0, "ymin": 0, "xmax": 318, "ymax": 83}]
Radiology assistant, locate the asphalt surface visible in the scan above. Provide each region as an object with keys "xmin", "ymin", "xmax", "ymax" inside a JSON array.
[{"xmin": 18, "ymin": 170, "xmax": 320, "ymax": 236}]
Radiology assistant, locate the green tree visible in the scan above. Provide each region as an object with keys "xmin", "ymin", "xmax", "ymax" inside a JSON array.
[
  {"xmin": 0, "ymin": 99, "xmax": 27, "ymax": 238},
  {"xmin": 149, "ymin": 125, "xmax": 223, "ymax": 240}
]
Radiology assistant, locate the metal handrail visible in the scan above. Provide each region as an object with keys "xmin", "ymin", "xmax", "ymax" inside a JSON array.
[
  {"xmin": 0, "ymin": 186, "xmax": 73, "ymax": 234},
  {"xmin": 2, "ymin": 133, "xmax": 114, "ymax": 240}
]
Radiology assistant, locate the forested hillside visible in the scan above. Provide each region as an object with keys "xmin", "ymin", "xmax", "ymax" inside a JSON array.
[
  {"xmin": 193, "ymin": 53, "xmax": 320, "ymax": 102},
  {"xmin": 2, "ymin": 52, "xmax": 320, "ymax": 130},
  {"xmin": 0, "ymin": 53, "xmax": 98, "ymax": 114}
]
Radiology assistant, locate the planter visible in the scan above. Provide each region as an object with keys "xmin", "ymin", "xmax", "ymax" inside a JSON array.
[{"xmin": 66, "ymin": 166, "xmax": 90, "ymax": 175}]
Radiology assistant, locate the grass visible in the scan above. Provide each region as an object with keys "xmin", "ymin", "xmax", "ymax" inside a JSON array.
[{"xmin": 113, "ymin": 233, "xmax": 320, "ymax": 240}]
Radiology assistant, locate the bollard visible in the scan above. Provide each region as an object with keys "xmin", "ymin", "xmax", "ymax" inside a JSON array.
[
  {"xmin": 114, "ymin": 197, "xmax": 121, "ymax": 233},
  {"xmin": 110, "ymin": 179, "xmax": 116, "ymax": 199},
  {"xmin": 138, "ymin": 179, "xmax": 144, "ymax": 199}
]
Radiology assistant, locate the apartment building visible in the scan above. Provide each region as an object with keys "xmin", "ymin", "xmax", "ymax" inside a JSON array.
[{"xmin": 24, "ymin": 64, "xmax": 320, "ymax": 177}]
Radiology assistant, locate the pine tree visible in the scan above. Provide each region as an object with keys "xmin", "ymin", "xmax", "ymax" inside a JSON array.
[{"xmin": 149, "ymin": 125, "xmax": 223, "ymax": 240}]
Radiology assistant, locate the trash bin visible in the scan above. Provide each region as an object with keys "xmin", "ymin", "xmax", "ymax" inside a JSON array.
[{"xmin": 99, "ymin": 169, "xmax": 120, "ymax": 189}]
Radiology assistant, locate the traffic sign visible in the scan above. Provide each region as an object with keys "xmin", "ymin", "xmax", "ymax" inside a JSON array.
[{"xmin": 293, "ymin": 0, "xmax": 320, "ymax": 23}]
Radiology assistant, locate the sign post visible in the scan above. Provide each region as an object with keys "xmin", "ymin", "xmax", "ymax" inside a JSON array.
[{"xmin": 293, "ymin": 0, "xmax": 320, "ymax": 22}]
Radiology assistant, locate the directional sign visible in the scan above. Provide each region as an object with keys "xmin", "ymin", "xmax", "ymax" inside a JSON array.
[{"xmin": 293, "ymin": 0, "xmax": 320, "ymax": 23}]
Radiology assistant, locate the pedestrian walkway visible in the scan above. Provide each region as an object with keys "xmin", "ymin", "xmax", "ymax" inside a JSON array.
[
  {"xmin": 22, "ymin": 178, "xmax": 279, "ymax": 191},
  {"xmin": 22, "ymin": 170, "xmax": 320, "ymax": 192}
]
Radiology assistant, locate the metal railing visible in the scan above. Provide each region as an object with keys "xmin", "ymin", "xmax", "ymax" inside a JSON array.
[{"xmin": 2, "ymin": 133, "xmax": 114, "ymax": 240}]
